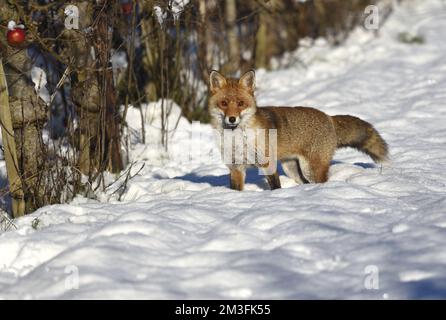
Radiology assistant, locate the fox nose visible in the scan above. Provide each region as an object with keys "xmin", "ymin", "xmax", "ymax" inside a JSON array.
[{"xmin": 229, "ymin": 117, "xmax": 236, "ymax": 124}]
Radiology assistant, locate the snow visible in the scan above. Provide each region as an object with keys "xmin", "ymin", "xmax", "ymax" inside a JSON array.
[
  {"xmin": 7, "ymin": 21, "xmax": 16, "ymax": 30},
  {"xmin": 111, "ymin": 50, "xmax": 128, "ymax": 71},
  {"xmin": 153, "ymin": 6, "xmax": 167, "ymax": 27},
  {"xmin": 170, "ymin": 0, "xmax": 190, "ymax": 21},
  {"xmin": 1, "ymin": 0, "xmax": 446, "ymax": 299},
  {"xmin": 30, "ymin": 66, "xmax": 50, "ymax": 105}
]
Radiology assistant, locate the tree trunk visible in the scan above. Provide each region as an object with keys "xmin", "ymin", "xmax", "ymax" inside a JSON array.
[
  {"xmin": 197, "ymin": 0, "xmax": 211, "ymax": 80},
  {"xmin": 61, "ymin": 0, "xmax": 123, "ymax": 175},
  {"xmin": 60, "ymin": 1, "xmax": 100, "ymax": 175},
  {"xmin": 95, "ymin": 1, "xmax": 124, "ymax": 173},
  {"xmin": 255, "ymin": 8, "xmax": 268, "ymax": 69},
  {"xmin": 0, "ymin": 61, "xmax": 25, "ymax": 217},
  {"xmin": 225, "ymin": 0, "xmax": 240, "ymax": 74},
  {"xmin": 0, "ymin": 2, "xmax": 47, "ymax": 214}
]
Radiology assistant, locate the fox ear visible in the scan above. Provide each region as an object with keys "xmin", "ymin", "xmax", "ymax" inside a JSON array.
[
  {"xmin": 239, "ymin": 70, "xmax": 256, "ymax": 93},
  {"xmin": 209, "ymin": 70, "xmax": 227, "ymax": 94}
]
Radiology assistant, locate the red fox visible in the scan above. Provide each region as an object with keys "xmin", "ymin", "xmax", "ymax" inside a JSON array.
[{"xmin": 209, "ymin": 70, "xmax": 389, "ymax": 191}]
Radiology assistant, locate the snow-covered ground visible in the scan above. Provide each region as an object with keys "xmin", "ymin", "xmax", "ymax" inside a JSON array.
[{"xmin": 1, "ymin": 0, "xmax": 446, "ymax": 299}]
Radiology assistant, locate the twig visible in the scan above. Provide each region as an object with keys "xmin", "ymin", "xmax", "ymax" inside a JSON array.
[
  {"xmin": 0, "ymin": 207, "xmax": 17, "ymax": 232},
  {"xmin": 48, "ymin": 65, "xmax": 71, "ymax": 105}
]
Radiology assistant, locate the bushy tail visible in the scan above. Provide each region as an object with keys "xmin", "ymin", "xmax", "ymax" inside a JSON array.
[{"xmin": 332, "ymin": 115, "xmax": 388, "ymax": 163}]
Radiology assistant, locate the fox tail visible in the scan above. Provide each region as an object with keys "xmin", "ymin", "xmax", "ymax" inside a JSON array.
[{"xmin": 332, "ymin": 115, "xmax": 389, "ymax": 163}]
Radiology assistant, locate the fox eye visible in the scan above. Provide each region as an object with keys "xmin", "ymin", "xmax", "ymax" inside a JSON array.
[
  {"xmin": 220, "ymin": 100, "xmax": 228, "ymax": 107},
  {"xmin": 237, "ymin": 100, "xmax": 244, "ymax": 107}
]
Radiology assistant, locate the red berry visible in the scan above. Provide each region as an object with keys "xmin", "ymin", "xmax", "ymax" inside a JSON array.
[
  {"xmin": 121, "ymin": 3, "xmax": 132, "ymax": 15},
  {"xmin": 7, "ymin": 28, "xmax": 26, "ymax": 47}
]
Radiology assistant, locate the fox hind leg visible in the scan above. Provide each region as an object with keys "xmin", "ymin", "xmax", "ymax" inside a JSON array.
[
  {"xmin": 265, "ymin": 171, "xmax": 281, "ymax": 190},
  {"xmin": 307, "ymin": 155, "xmax": 330, "ymax": 183},
  {"xmin": 281, "ymin": 158, "xmax": 310, "ymax": 184}
]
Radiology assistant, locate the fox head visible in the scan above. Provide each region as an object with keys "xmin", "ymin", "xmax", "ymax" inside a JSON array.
[{"xmin": 208, "ymin": 70, "xmax": 257, "ymax": 130}]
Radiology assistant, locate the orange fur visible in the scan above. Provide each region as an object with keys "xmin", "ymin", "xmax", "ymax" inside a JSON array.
[{"xmin": 209, "ymin": 70, "xmax": 389, "ymax": 190}]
